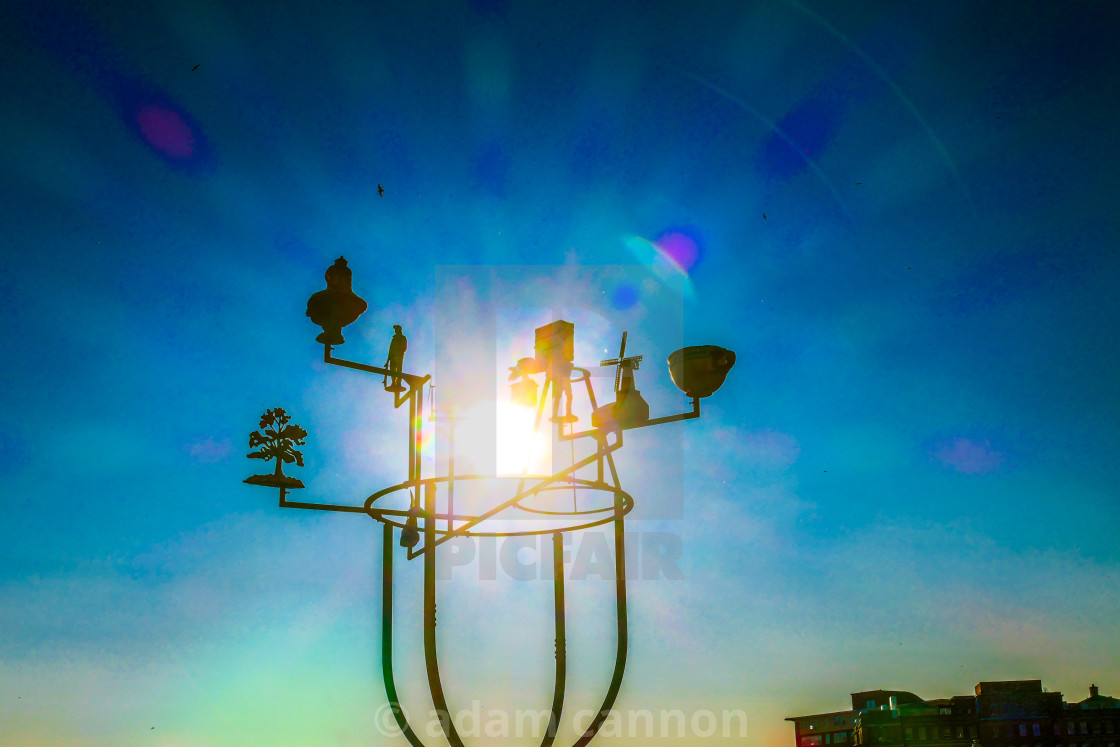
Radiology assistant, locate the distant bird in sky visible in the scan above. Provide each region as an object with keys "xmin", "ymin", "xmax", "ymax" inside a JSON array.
[
  {"xmin": 763, "ymin": 213, "xmax": 767, "ymax": 220},
  {"xmin": 378, "ymin": 184, "xmax": 384, "ymax": 197},
  {"xmin": 192, "ymin": 64, "xmax": 200, "ymax": 71}
]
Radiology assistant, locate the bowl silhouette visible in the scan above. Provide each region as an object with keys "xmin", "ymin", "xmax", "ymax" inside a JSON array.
[{"xmin": 667, "ymin": 346, "xmax": 736, "ymax": 399}]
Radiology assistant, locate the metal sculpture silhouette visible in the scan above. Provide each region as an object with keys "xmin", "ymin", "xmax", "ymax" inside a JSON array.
[
  {"xmin": 243, "ymin": 408, "xmax": 307, "ymax": 489},
  {"xmin": 508, "ymin": 356, "xmax": 542, "ymax": 408},
  {"xmin": 384, "ymin": 324, "xmax": 408, "ymax": 392},
  {"xmin": 306, "ymin": 256, "xmax": 367, "ymax": 345},
  {"xmin": 600, "ymin": 331, "xmax": 642, "ymax": 393},
  {"xmin": 245, "ymin": 258, "xmax": 736, "ymax": 746},
  {"xmin": 592, "ymin": 332, "xmax": 650, "ymax": 431},
  {"xmin": 536, "ymin": 320, "xmax": 577, "ymax": 423}
]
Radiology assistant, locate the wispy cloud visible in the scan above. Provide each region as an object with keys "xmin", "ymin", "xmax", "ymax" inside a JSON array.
[
  {"xmin": 740, "ymin": 428, "xmax": 802, "ymax": 470},
  {"xmin": 683, "ymin": 422, "xmax": 802, "ymax": 486},
  {"xmin": 931, "ymin": 437, "xmax": 1005, "ymax": 474},
  {"xmin": 185, "ymin": 437, "xmax": 232, "ymax": 464}
]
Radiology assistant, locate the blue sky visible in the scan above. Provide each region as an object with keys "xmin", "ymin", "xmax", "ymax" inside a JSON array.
[{"xmin": 2, "ymin": 0, "xmax": 1119, "ymax": 745}]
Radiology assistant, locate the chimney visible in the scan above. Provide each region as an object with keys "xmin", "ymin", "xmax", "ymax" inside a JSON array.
[{"xmin": 1090, "ymin": 684, "xmax": 1099, "ymax": 698}]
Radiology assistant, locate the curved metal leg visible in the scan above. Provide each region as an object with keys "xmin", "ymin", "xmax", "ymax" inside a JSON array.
[
  {"xmin": 572, "ymin": 499, "xmax": 628, "ymax": 746},
  {"xmin": 422, "ymin": 484, "xmax": 468, "ymax": 747},
  {"xmin": 542, "ymin": 531, "xmax": 567, "ymax": 747},
  {"xmin": 380, "ymin": 505, "xmax": 588, "ymax": 747},
  {"xmin": 381, "ymin": 523, "xmax": 427, "ymax": 747},
  {"xmin": 420, "ymin": 510, "xmax": 571, "ymax": 747}
]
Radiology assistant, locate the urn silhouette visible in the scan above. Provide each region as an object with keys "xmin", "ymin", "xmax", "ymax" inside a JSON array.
[
  {"xmin": 306, "ymin": 257, "xmax": 367, "ymax": 345},
  {"xmin": 667, "ymin": 345, "xmax": 736, "ymax": 399}
]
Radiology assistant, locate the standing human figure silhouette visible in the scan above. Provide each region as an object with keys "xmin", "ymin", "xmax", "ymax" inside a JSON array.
[{"xmin": 385, "ymin": 325, "xmax": 407, "ymax": 390}]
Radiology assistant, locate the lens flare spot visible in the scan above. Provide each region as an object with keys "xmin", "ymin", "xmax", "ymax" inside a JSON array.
[
  {"xmin": 418, "ymin": 427, "xmax": 435, "ymax": 453},
  {"xmin": 623, "ymin": 235, "xmax": 695, "ymax": 298},
  {"xmin": 654, "ymin": 231, "xmax": 700, "ymax": 273},
  {"xmin": 136, "ymin": 105, "xmax": 195, "ymax": 158}
]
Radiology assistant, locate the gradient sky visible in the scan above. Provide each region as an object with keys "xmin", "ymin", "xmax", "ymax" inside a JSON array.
[{"xmin": 2, "ymin": 1, "xmax": 1119, "ymax": 745}]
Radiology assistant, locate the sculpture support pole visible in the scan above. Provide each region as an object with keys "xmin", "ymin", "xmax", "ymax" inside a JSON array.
[
  {"xmin": 381, "ymin": 522, "xmax": 426, "ymax": 747},
  {"xmin": 542, "ymin": 531, "xmax": 567, "ymax": 747},
  {"xmin": 385, "ymin": 506, "xmax": 572, "ymax": 747},
  {"xmin": 415, "ymin": 383, "xmax": 424, "ymax": 482},
  {"xmin": 447, "ymin": 421, "xmax": 455, "ymax": 534},
  {"xmin": 408, "ymin": 390, "xmax": 417, "ymax": 483},
  {"xmin": 573, "ymin": 460, "xmax": 629, "ymax": 746},
  {"xmin": 424, "ymin": 482, "xmax": 468, "ymax": 747}
]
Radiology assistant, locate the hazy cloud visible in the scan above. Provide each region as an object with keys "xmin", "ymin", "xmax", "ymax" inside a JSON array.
[
  {"xmin": 931, "ymin": 437, "xmax": 1005, "ymax": 474},
  {"xmin": 186, "ymin": 437, "xmax": 232, "ymax": 463}
]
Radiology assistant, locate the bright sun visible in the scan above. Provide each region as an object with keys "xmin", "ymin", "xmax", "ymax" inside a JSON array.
[
  {"xmin": 452, "ymin": 399, "xmax": 551, "ymax": 477},
  {"xmin": 495, "ymin": 400, "xmax": 551, "ymax": 475}
]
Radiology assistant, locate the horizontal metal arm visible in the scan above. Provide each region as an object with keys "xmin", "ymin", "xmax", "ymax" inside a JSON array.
[
  {"xmin": 627, "ymin": 396, "xmax": 701, "ymax": 429},
  {"xmin": 279, "ymin": 496, "xmax": 370, "ymax": 514},
  {"xmin": 560, "ymin": 397, "xmax": 701, "ymax": 440},
  {"xmin": 279, "ymin": 494, "xmax": 465, "ymax": 519},
  {"xmin": 323, "ymin": 345, "xmax": 431, "ymax": 388}
]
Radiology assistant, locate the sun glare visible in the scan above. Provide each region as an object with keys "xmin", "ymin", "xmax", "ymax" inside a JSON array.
[
  {"xmin": 496, "ymin": 400, "xmax": 550, "ymax": 475},
  {"xmin": 450, "ymin": 399, "xmax": 551, "ymax": 477}
]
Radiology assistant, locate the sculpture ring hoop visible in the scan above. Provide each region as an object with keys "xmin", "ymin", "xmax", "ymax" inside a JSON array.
[
  {"xmin": 364, "ymin": 474, "xmax": 633, "ymax": 538},
  {"xmin": 514, "ymin": 484, "xmax": 629, "ymax": 517}
]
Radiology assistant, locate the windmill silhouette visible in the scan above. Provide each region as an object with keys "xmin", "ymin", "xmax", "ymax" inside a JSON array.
[
  {"xmin": 593, "ymin": 331, "xmax": 649, "ymax": 430},
  {"xmin": 600, "ymin": 331, "xmax": 643, "ymax": 395}
]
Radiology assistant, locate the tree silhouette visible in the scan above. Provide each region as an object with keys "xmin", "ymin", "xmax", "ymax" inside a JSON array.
[{"xmin": 244, "ymin": 408, "xmax": 307, "ymax": 488}]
